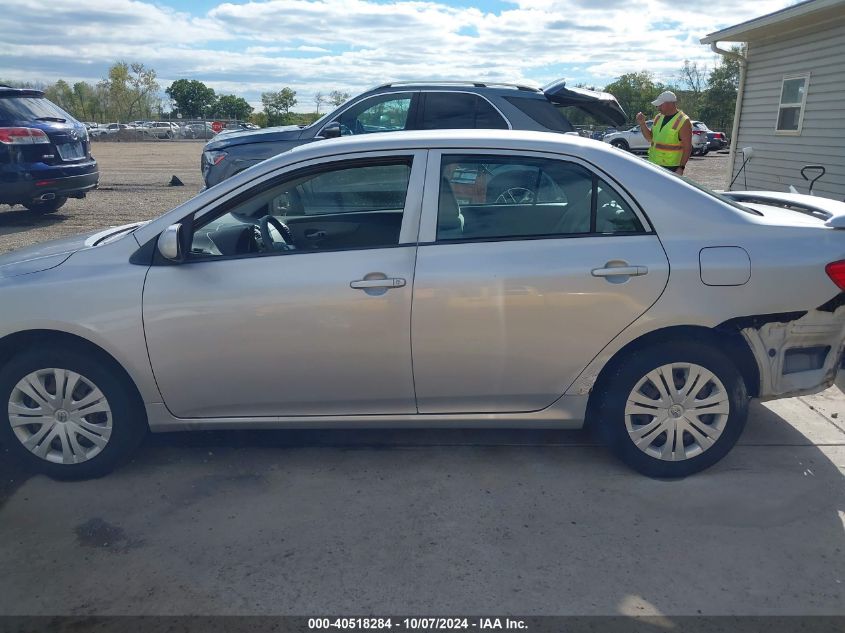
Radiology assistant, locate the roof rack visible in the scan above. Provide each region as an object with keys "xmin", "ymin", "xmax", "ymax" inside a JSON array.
[{"xmin": 372, "ymin": 80, "xmax": 540, "ymax": 92}]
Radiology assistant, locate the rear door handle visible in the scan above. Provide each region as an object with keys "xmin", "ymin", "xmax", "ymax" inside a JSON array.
[
  {"xmin": 591, "ymin": 266, "xmax": 648, "ymax": 277},
  {"xmin": 350, "ymin": 278, "xmax": 406, "ymax": 289}
]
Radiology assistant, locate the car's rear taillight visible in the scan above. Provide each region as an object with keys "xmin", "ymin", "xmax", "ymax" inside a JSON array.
[
  {"xmin": 203, "ymin": 150, "xmax": 227, "ymax": 167},
  {"xmin": 0, "ymin": 127, "xmax": 50, "ymax": 145},
  {"xmin": 825, "ymin": 261, "xmax": 845, "ymax": 290}
]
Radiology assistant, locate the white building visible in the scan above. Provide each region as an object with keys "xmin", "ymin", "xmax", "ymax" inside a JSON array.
[{"xmin": 701, "ymin": 0, "xmax": 845, "ymax": 199}]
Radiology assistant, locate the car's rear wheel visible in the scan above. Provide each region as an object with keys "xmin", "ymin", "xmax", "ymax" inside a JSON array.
[
  {"xmin": 23, "ymin": 196, "xmax": 67, "ymax": 214},
  {"xmin": 0, "ymin": 347, "xmax": 147, "ymax": 479},
  {"xmin": 592, "ymin": 341, "xmax": 748, "ymax": 478},
  {"xmin": 610, "ymin": 139, "xmax": 629, "ymax": 151}
]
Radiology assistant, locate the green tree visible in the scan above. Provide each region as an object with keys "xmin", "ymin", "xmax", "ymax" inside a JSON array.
[
  {"xmin": 603, "ymin": 72, "xmax": 664, "ymax": 126},
  {"xmin": 44, "ymin": 79, "xmax": 74, "ymax": 112},
  {"xmin": 71, "ymin": 82, "xmax": 99, "ymax": 121},
  {"xmin": 166, "ymin": 79, "xmax": 217, "ymax": 119},
  {"xmin": 700, "ymin": 46, "xmax": 744, "ymax": 134},
  {"xmin": 328, "ymin": 90, "xmax": 350, "ymax": 107},
  {"xmin": 104, "ymin": 62, "xmax": 159, "ymax": 121},
  {"xmin": 250, "ymin": 112, "xmax": 268, "ymax": 127},
  {"xmin": 261, "ymin": 87, "xmax": 297, "ymax": 125},
  {"xmin": 215, "ymin": 94, "xmax": 253, "ymax": 120}
]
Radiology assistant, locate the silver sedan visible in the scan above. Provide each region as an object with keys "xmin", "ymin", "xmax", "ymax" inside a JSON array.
[{"xmin": 2, "ymin": 130, "xmax": 844, "ymax": 479}]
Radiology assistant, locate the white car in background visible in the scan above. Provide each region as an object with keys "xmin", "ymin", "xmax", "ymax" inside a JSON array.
[
  {"xmin": 603, "ymin": 120, "xmax": 709, "ymax": 155},
  {"xmin": 142, "ymin": 122, "xmax": 180, "ymax": 139}
]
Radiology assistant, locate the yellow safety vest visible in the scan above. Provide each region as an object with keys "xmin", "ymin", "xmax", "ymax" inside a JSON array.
[{"xmin": 648, "ymin": 111, "xmax": 689, "ymax": 166}]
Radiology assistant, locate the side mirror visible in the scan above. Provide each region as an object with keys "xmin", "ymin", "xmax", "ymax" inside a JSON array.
[
  {"xmin": 157, "ymin": 223, "xmax": 184, "ymax": 262},
  {"xmin": 321, "ymin": 121, "xmax": 341, "ymax": 139}
]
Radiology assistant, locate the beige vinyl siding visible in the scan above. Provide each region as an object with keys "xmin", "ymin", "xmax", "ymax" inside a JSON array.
[{"xmin": 729, "ymin": 14, "xmax": 845, "ymax": 200}]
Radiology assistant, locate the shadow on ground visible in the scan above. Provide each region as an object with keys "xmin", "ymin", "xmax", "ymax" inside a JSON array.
[
  {"xmin": 0, "ymin": 402, "xmax": 842, "ymax": 617},
  {"xmin": 0, "ymin": 208, "xmax": 67, "ymax": 236}
]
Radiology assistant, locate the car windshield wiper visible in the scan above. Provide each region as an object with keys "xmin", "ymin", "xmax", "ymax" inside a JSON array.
[{"xmin": 34, "ymin": 116, "xmax": 66, "ymax": 122}]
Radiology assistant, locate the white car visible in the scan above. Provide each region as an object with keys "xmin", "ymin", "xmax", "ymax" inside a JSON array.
[
  {"xmin": 604, "ymin": 120, "xmax": 709, "ymax": 155},
  {"xmin": 2, "ymin": 130, "xmax": 845, "ymax": 480},
  {"xmin": 143, "ymin": 122, "xmax": 180, "ymax": 139}
]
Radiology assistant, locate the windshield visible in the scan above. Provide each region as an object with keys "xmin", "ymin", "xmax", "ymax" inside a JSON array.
[{"xmin": 0, "ymin": 96, "xmax": 76, "ymax": 123}]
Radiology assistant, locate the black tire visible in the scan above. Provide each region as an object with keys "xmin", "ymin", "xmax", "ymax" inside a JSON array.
[
  {"xmin": 592, "ymin": 340, "xmax": 748, "ymax": 478},
  {"xmin": 0, "ymin": 346, "xmax": 147, "ymax": 480},
  {"xmin": 23, "ymin": 196, "xmax": 67, "ymax": 214},
  {"xmin": 610, "ymin": 139, "xmax": 630, "ymax": 151},
  {"xmin": 700, "ymin": 146, "xmax": 710, "ymax": 156}
]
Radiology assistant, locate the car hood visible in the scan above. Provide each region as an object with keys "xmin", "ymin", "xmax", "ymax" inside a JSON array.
[
  {"xmin": 0, "ymin": 222, "xmax": 146, "ymax": 278},
  {"xmin": 204, "ymin": 124, "xmax": 306, "ymax": 150},
  {"xmin": 542, "ymin": 80, "xmax": 627, "ymax": 127}
]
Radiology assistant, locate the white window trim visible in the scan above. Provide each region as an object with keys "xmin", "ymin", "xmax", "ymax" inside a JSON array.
[{"xmin": 775, "ymin": 73, "xmax": 810, "ymax": 136}]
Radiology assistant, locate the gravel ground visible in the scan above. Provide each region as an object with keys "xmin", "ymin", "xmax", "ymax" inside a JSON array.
[
  {"xmin": 0, "ymin": 141, "xmax": 732, "ymax": 255},
  {"xmin": 0, "ymin": 141, "xmax": 204, "ymax": 255}
]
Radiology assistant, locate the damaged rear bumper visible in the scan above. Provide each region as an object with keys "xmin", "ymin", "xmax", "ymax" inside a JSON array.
[{"xmin": 741, "ymin": 305, "xmax": 845, "ymax": 401}]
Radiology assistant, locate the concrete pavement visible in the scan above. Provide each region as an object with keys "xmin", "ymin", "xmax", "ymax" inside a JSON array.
[{"xmin": 0, "ymin": 388, "xmax": 843, "ymax": 617}]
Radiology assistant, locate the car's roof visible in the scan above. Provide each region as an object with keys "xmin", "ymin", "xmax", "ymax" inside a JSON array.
[
  {"xmin": 268, "ymin": 129, "xmax": 616, "ymax": 171},
  {"xmin": 356, "ymin": 82, "xmax": 547, "ymax": 100},
  {"xmin": 0, "ymin": 86, "xmax": 44, "ymax": 98},
  {"xmin": 369, "ymin": 80, "xmax": 541, "ymax": 93}
]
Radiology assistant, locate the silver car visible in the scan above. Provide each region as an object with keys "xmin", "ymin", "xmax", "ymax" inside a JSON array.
[{"xmin": 2, "ymin": 130, "xmax": 845, "ymax": 479}]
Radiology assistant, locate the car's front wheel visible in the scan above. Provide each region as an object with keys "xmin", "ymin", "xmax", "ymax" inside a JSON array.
[
  {"xmin": 0, "ymin": 346, "xmax": 147, "ymax": 479},
  {"xmin": 610, "ymin": 139, "xmax": 630, "ymax": 151},
  {"xmin": 592, "ymin": 340, "xmax": 749, "ymax": 478}
]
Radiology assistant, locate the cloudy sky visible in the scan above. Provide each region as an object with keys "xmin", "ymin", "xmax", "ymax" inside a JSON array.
[{"xmin": 1, "ymin": 0, "xmax": 800, "ymax": 110}]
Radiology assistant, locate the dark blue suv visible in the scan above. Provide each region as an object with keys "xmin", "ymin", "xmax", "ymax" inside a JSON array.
[{"xmin": 0, "ymin": 86, "xmax": 98, "ymax": 213}]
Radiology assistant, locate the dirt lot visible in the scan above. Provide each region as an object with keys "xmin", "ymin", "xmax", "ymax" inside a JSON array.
[
  {"xmin": 0, "ymin": 142, "xmax": 204, "ymax": 255},
  {"xmin": 0, "ymin": 141, "xmax": 731, "ymax": 255}
]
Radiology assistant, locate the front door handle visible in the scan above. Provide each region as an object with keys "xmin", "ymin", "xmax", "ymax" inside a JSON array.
[
  {"xmin": 350, "ymin": 277, "xmax": 406, "ymax": 290},
  {"xmin": 591, "ymin": 265, "xmax": 648, "ymax": 278}
]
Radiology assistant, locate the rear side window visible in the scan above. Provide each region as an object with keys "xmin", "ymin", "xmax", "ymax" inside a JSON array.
[
  {"xmin": 420, "ymin": 93, "xmax": 508, "ymax": 130},
  {"xmin": 437, "ymin": 154, "xmax": 643, "ymax": 241},
  {"xmin": 0, "ymin": 96, "xmax": 74, "ymax": 122},
  {"xmin": 504, "ymin": 97, "xmax": 573, "ymax": 132}
]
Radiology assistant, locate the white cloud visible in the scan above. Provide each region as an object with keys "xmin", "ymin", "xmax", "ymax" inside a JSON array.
[{"xmin": 0, "ymin": 0, "xmax": 798, "ymax": 107}]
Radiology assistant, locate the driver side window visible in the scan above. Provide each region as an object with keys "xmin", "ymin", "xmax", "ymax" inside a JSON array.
[
  {"xmin": 332, "ymin": 93, "xmax": 414, "ymax": 136},
  {"xmin": 189, "ymin": 159, "xmax": 412, "ymax": 259}
]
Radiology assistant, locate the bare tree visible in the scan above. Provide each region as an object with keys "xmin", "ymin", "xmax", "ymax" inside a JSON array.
[
  {"xmin": 679, "ymin": 60, "xmax": 707, "ymax": 117},
  {"xmin": 314, "ymin": 91, "xmax": 327, "ymax": 116},
  {"xmin": 328, "ymin": 90, "xmax": 351, "ymax": 107}
]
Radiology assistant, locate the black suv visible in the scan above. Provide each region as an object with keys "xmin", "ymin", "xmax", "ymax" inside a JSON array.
[
  {"xmin": 201, "ymin": 80, "xmax": 626, "ymax": 187},
  {"xmin": 0, "ymin": 87, "xmax": 98, "ymax": 213}
]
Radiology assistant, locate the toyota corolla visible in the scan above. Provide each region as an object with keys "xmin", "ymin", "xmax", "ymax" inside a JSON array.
[{"xmin": 2, "ymin": 130, "xmax": 844, "ymax": 479}]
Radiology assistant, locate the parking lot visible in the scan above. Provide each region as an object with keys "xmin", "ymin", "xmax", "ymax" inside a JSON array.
[
  {"xmin": 0, "ymin": 141, "xmax": 731, "ymax": 255},
  {"xmin": 0, "ymin": 142, "xmax": 843, "ymax": 618}
]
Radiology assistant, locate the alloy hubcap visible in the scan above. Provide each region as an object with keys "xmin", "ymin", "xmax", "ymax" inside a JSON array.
[
  {"xmin": 624, "ymin": 363, "xmax": 730, "ymax": 462},
  {"xmin": 7, "ymin": 368, "xmax": 112, "ymax": 465}
]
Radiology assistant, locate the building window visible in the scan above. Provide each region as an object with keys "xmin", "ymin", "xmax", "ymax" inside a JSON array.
[{"xmin": 775, "ymin": 74, "xmax": 810, "ymax": 134}]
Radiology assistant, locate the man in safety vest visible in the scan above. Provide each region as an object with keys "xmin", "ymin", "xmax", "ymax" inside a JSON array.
[{"xmin": 635, "ymin": 91, "xmax": 692, "ymax": 176}]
